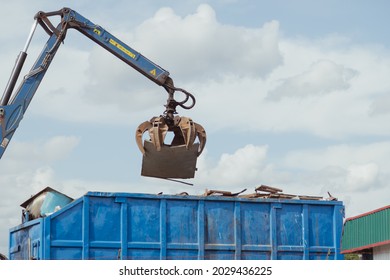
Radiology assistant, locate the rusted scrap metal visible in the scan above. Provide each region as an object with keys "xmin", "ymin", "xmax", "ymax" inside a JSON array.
[
  {"xmin": 237, "ymin": 185, "xmax": 324, "ymax": 200},
  {"xmin": 241, "ymin": 192, "xmax": 323, "ymax": 200},
  {"xmin": 167, "ymin": 184, "xmax": 329, "ymax": 201},
  {"xmin": 269, "ymin": 193, "xmax": 297, "ymax": 199},
  {"xmin": 239, "ymin": 192, "xmax": 270, "ymax": 199},
  {"xmin": 327, "ymin": 192, "xmax": 338, "ymax": 201},
  {"xmin": 297, "ymin": 195, "xmax": 323, "ymax": 200},
  {"xmin": 176, "ymin": 192, "xmax": 189, "ymax": 196},
  {"xmin": 204, "ymin": 188, "xmax": 247, "ymax": 197},
  {"xmin": 255, "ymin": 185, "xmax": 283, "ymax": 194}
]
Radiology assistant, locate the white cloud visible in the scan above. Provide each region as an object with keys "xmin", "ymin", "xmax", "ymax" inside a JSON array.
[
  {"xmin": 41, "ymin": 136, "xmax": 80, "ymax": 161},
  {"xmin": 283, "ymin": 142, "xmax": 390, "ymax": 171},
  {"xmin": 369, "ymin": 93, "xmax": 390, "ymax": 116},
  {"xmin": 346, "ymin": 163, "xmax": 379, "ymax": 191},
  {"xmin": 195, "ymin": 144, "xmax": 274, "ymax": 188},
  {"xmin": 0, "ymin": 135, "xmax": 80, "ymax": 193},
  {"xmin": 278, "ymin": 143, "xmax": 390, "ymax": 216},
  {"xmin": 5, "ymin": 136, "xmax": 79, "ymax": 165},
  {"xmin": 29, "ymin": 167, "xmax": 56, "ymax": 191},
  {"xmin": 122, "ymin": 4, "xmax": 282, "ymax": 81},
  {"xmin": 267, "ymin": 59, "xmax": 357, "ymax": 100}
]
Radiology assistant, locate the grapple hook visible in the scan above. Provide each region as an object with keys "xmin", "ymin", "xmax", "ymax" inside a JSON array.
[
  {"xmin": 135, "ymin": 114, "xmax": 206, "ymax": 179},
  {"xmin": 134, "ymin": 81, "xmax": 205, "ymax": 179}
]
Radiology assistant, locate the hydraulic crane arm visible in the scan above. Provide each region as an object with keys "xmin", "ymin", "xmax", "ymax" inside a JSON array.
[
  {"xmin": 2, "ymin": 8, "xmax": 174, "ymax": 106},
  {"xmin": 0, "ymin": 8, "xmax": 204, "ymax": 174}
]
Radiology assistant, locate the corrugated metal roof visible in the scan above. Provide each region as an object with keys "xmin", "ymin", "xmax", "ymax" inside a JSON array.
[{"xmin": 341, "ymin": 205, "xmax": 390, "ymax": 253}]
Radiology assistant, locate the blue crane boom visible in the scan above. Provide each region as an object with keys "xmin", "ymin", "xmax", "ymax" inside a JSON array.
[{"xmin": 0, "ymin": 8, "xmax": 205, "ymax": 179}]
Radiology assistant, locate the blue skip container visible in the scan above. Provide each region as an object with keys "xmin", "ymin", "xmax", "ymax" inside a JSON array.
[{"xmin": 9, "ymin": 191, "xmax": 344, "ymax": 260}]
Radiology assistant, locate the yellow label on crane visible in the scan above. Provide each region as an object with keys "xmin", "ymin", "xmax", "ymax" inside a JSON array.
[
  {"xmin": 150, "ymin": 69, "xmax": 156, "ymax": 76},
  {"xmin": 109, "ymin": 38, "xmax": 136, "ymax": 59},
  {"xmin": 93, "ymin": 28, "xmax": 101, "ymax": 35}
]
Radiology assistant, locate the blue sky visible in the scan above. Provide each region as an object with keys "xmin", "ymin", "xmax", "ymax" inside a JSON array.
[{"xmin": 1, "ymin": 0, "xmax": 390, "ymax": 255}]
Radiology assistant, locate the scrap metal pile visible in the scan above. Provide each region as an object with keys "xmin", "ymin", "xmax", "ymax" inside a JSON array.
[{"xmin": 173, "ymin": 185, "xmax": 338, "ymax": 201}]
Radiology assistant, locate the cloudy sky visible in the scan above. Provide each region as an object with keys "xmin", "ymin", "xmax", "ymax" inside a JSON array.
[{"xmin": 1, "ymin": 0, "xmax": 390, "ymax": 255}]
